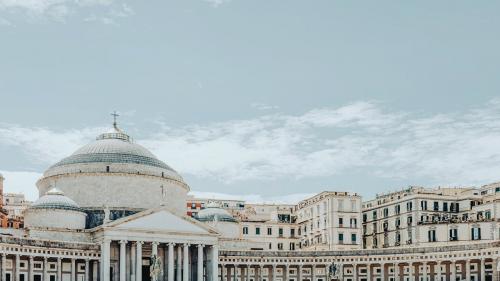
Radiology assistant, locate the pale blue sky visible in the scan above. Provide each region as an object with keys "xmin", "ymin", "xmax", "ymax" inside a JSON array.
[{"xmin": 1, "ymin": 1, "xmax": 500, "ymax": 202}]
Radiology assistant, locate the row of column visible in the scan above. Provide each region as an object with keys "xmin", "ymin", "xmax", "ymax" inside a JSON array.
[
  {"xmin": 101, "ymin": 239, "xmax": 218, "ymax": 281},
  {"xmin": 357, "ymin": 258, "xmax": 493, "ymax": 281},
  {"xmin": 0, "ymin": 253, "xmax": 96, "ymax": 281},
  {"xmin": 220, "ymin": 257, "xmax": 499, "ymax": 281}
]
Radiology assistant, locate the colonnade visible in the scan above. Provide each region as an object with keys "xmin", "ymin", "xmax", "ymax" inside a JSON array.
[
  {"xmin": 219, "ymin": 257, "xmax": 499, "ymax": 281},
  {"xmin": 101, "ymin": 239, "xmax": 218, "ymax": 281},
  {"xmin": 0, "ymin": 252, "xmax": 98, "ymax": 281}
]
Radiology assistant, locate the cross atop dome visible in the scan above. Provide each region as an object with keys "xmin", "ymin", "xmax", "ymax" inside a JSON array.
[{"xmin": 111, "ymin": 111, "xmax": 120, "ymax": 129}]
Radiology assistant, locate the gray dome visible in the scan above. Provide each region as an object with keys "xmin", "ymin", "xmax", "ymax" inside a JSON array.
[
  {"xmin": 196, "ymin": 202, "xmax": 237, "ymax": 223},
  {"xmin": 31, "ymin": 188, "xmax": 82, "ymax": 211},
  {"xmin": 47, "ymin": 126, "xmax": 180, "ymax": 176}
]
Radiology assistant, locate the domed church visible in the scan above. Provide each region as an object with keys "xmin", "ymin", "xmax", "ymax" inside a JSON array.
[{"xmin": 0, "ymin": 120, "xmax": 220, "ymax": 281}]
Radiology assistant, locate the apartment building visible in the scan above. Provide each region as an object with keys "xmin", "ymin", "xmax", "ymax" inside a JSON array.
[
  {"xmin": 361, "ymin": 186, "xmax": 494, "ymax": 249},
  {"xmin": 294, "ymin": 191, "xmax": 362, "ymax": 250}
]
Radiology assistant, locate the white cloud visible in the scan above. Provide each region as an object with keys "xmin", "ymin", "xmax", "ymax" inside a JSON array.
[
  {"xmin": 251, "ymin": 102, "xmax": 279, "ymax": 111},
  {"xmin": 3, "ymin": 100, "xmax": 500, "ymax": 201},
  {"xmin": 203, "ymin": 0, "xmax": 231, "ymax": 8},
  {"xmin": 189, "ymin": 191, "xmax": 315, "ymax": 205},
  {"xmin": 0, "ymin": 0, "xmax": 133, "ymax": 23}
]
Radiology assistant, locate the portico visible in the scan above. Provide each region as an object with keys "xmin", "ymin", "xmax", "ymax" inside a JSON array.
[{"xmin": 94, "ymin": 207, "xmax": 219, "ymax": 281}]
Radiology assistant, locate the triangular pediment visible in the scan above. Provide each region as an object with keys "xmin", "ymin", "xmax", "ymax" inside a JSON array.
[{"xmin": 104, "ymin": 207, "xmax": 217, "ymax": 235}]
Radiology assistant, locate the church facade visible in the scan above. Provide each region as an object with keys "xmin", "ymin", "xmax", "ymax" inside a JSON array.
[{"xmin": 0, "ymin": 122, "xmax": 499, "ymax": 281}]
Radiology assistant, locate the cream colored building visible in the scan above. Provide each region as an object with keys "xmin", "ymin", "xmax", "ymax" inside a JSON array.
[{"xmin": 295, "ymin": 191, "xmax": 362, "ymax": 251}]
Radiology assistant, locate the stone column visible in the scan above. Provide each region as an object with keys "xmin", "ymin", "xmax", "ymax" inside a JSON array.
[
  {"xmin": 366, "ymin": 264, "xmax": 371, "ymax": 281},
  {"xmin": 258, "ymin": 265, "xmax": 263, "ymax": 281},
  {"xmin": 183, "ymin": 244, "xmax": 190, "ymax": 281},
  {"xmin": 197, "ymin": 245, "xmax": 204, "ymax": 281},
  {"xmin": 352, "ymin": 264, "xmax": 357, "ymax": 281},
  {"xmin": 57, "ymin": 258, "xmax": 62, "ymax": 281},
  {"xmin": 311, "ymin": 265, "xmax": 315, "ymax": 281},
  {"xmin": 284, "ymin": 265, "xmax": 289, "ymax": 281},
  {"xmin": 168, "ymin": 243, "xmax": 175, "ymax": 281},
  {"xmin": 120, "ymin": 240, "xmax": 127, "ymax": 281},
  {"xmin": 211, "ymin": 246, "xmax": 218, "ymax": 281},
  {"xmin": 71, "ymin": 259, "xmax": 76, "ymax": 281},
  {"xmin": 465, "ymin": 260, "xmax": 471, "ymax": 281},
  {"xmin": 480, "ymin": 258, "xmax": 485, "ymax": 281},
  {"xmin": 102, "ymin": 239, "xmax": 111, "ymax": 281},
  {"xmin": 131, "ymin": 243, "xmax": 136, "ymax": 281},
  {"xmin": 422, "ymin": 262, "xmax": 427, "ymax": 281},
  {"xmin": 29, "ymin": 256, "xmax": 34, "ymax": 281},
  {"xmin": 85, "ymin": 259, "xmax": 90, "ymax": 281},
  {"xmin": 177, "ymin": 246, "xmax": 183, "ymax": 281},
  {"xmin": 1, "ymin": 253, "xmax": 5, "ymax": 281},
  {"xmin": 246, "ymin": 265, "xmax": 250, "ymax": 281},
  {"xmin": 44, "ymin": 257, "xmax": 49, "ymax": 281},
  {"xmin": 450, "ymin": 261, "xmax": 456, "ymax": 281},
  {"xmin": 136, "ymin": 241, "xmax": 144, "ymax": 281},
  {"xmin": 15, "ymin": 254, "xmax": 20, "ymax": 281},
  {"xmin": 436, "ymin": 261, "xmax": 441, "ymax": 281},
  {"xmin": 380, "ymin": 263, "xmax": 385, "ymax": 281},
  {"xmin": 298, "ymin": 265, "xmax": 302, "ymax": 281},
  {"xmin": 409, "ymin": 263, "xmax": 414, "ymax": 281},
  {"xmin": 393, "ymin": 263, "xmax": 398, "ymax": 281},
  {"xmin": 271, "ymin": 264, "xmax": 276, "ymax": 281}
]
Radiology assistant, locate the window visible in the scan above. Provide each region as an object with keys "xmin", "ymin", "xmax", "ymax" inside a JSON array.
[
  {"xmin": 428, "ymin": 230, "xmax": 437, "ymax": 242},
  {"xmin": 395, "ymin": 218, "xmax": 401, "ymax": 228},
  {"xmin": 267, "ymin": 227, "xmax": 272, "ymax": 235},
  {"xmin": 372, "ymin": 211, "xmax": 377, "ymax": 220},
  {"xmin": 395, "ymin": 205, "xmax": 401, "ymax": 215},
  {"xmin": 338, "ymin": 233, "xmax": 344, "ymax": 244},
  {"xmin": 243, "ymin": 227, "xmax": 248, "ymax": 235},
  {"xmin": 351, "ymin": 233, "xmax": 357, "ymax": 244},
  {"xmin": 278, "ymin": 243, "xmax": 283, "ymax": 250},
  {"xmin": 290, "ymin": 228, "xmax": 295, "ymax": 237},
  {"xmin": 350, "ymin": 218, "xmax": 357, "ymax": 228},
  {"xmin": 363, "ymin": 214, "xmax": 367, "ymax": 222},
  {"xmin": 106, "ymin": 165, "xmax": 110, "ymax": 172},
  {"xmin": 472, "ymin": 227, "xmax": 481, "ymax": 240},
  {"xmin": 496, "ymin": 187, "xmax": 500, "ymax": 193},
  {"xmin": 407, "ymin": 216, "xmax": 413, "ymax": 225},
  {"xmin": 290, "ymin": 242, "xmax": 295, "ymax": 250},
  {"xmin": 420, "ymin": 200, "xmax": 427, "ymax": 210},
  {"xmin": 449, "ymin": 228, "xmax": 458, "ymax": 241},
  {"xmin": 255, "ymin": 227, "xmax": 261, "ymax": 235},
  {"xmin": 279, "ymin": 228, "xmax": 283, "ymax": 237},
  {"xmin": 433, "ymin": 202, "xmax": 439, "ymax": 211},
  {"xmin": 339, "ymin": 217, "xmax": 344, "ymax": 226},
  {"xmin": 383, "ymin": 208, "xmax": 389, "ymax": 218},
  {"xmin": 443, "ymin": 202, "xmax": 448, "ymax": 212},
  {"xmin": 486, "ymin": 211, "xmax": 492, "ymax": 219},
  {"xmin": 407, "ymin": 201, "xmax": 413, "ymax": 211}
]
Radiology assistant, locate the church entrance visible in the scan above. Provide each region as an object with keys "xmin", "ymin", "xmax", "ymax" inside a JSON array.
[{"xmin": 142, "ymin": 265, "xmax": 151, "ymax": 281}]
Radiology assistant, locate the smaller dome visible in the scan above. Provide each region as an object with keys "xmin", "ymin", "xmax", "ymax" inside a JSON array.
[
  {"xmin": 196, "ymin": 202, "xmax": 237, "ymax": 223},
  {"xmin": 31, "ymin": 188, "xmax": 82, "ymax": 212}
]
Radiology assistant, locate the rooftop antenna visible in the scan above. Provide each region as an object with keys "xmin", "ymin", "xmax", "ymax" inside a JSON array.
[{"xmin": 111, "ymin": 111, "xmax": 120, "ymax": 129}]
